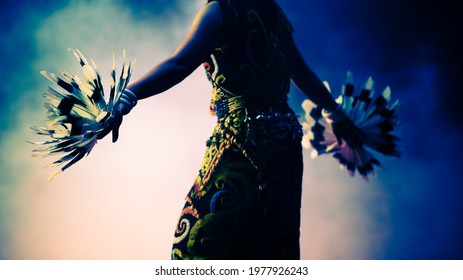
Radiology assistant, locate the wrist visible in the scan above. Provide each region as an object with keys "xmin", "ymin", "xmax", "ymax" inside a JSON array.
[
  {"xmin": 123, "ymin": 89, "xmax": 138, "ymax": 107},
  {"xmin": 117, "ymin": 88, "xmax": 138, "ymax": 115},
  {"xmin": 323, "ymin": 104, "xmax": 345, "ymax": 122}
]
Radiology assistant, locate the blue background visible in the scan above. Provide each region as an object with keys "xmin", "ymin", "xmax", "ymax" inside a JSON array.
[{"xmin": 0, "ymin": 0, "xmax": 461, "ymax": 259}]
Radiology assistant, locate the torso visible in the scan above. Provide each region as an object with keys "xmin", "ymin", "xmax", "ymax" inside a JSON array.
[
  {"xmin": 195, "ymin": 0, "xmax": 302, "ymax": 193},
  {"xmin": 205, "ymin": 0, "xmax": 297, "ymax": 115}
]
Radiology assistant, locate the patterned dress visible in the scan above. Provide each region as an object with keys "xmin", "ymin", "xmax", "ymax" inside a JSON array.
[{"xmin": 171, "ymin": 0, "xmax": 303, "ymax": 259}]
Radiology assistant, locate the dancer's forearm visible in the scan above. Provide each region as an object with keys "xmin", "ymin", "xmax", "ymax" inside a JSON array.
[
  {"xmin": 127, "ymin": 1, "xmax": 223, "ymax": 101},
  {"xmin": 290, "ymin": 49, "xmax": 338, "ymax": 112},
  {"xmin": 127, "ymin": 56, "xmax": 197, "ymax": 100}
]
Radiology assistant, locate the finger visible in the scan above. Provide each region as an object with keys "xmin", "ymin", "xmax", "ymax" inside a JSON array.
[
  {"xmin": 332, "ymin": 124, "xmax": 343, "ymax": 145},
  {"xmin": 112, "ymin": 125, "xmax": 119, "ymax": 143},
  {"xmin": 112, "ymin": 114, "xmax": 123, "ymax": 143},
  {"xmin": 336, "ymin": 134, "xmax": 343, "ymax": 146},
  {"xmin": 97, "ymin": 116, "xmax": 114, "ymax": 140}
]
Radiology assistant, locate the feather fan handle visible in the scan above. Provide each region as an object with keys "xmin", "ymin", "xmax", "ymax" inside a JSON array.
[
  {"xmin": 30, "ymin": 49, "xmax": 135, "ymax": 180},
  {"xmin": 301, "ymin": 72, "xmax": 401, "ymax": 180}
]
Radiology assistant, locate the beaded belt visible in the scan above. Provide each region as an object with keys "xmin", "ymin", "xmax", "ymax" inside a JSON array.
[
  {"xmin": 213, "ymin": 97, "xmax": 302, "ymax": 138},
  {"xmin": 214, "ymin": 96, "xmax": 246, "ymax": 119},
  {"xmin": 247, "ymin": 110, "xmax": 303, "ymax": 140}
]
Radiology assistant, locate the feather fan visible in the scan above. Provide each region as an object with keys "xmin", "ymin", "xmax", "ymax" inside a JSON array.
[
  {"xmin": 30, "ymin": 49, "xmax": 135, "ymax": 180},
  {"xmin": 301, "ymin": 72, "xmax": 401, "ymax": 180}
]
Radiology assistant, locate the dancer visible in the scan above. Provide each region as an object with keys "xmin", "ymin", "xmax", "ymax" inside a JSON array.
[{"xmin": 101, "ymin": 0, "xmax": 361, "ymax": 259}]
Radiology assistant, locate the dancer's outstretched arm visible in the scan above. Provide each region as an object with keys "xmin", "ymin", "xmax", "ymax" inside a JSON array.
[
  {"xmin": 128, "ymin": 2, "xmax": 224, "ymax": 99},
  {"xmin": 290, "ymin": 48, "xmax": 338, "ymax": 112},
  {"xmin": 103, "ymin": 2, "xmax": 223, "ymax": 142},
  {"xmin": 290, "ymin": 48, "xmax": 365, "ymax": 147}
]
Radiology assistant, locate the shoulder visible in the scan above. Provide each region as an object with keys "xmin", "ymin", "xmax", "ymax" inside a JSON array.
[
  {"xmin": 192, "ymin": 1, "xmax": 224, "ymax": 34},
  {"xmin": 206, "ymin": 0, "xmax": 239, "ymax": 23}
]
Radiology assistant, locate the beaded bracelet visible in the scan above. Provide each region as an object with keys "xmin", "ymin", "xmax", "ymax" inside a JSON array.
[{"xmin": 117, "ymin": 89, "xmax": 138, "ymax": 115}]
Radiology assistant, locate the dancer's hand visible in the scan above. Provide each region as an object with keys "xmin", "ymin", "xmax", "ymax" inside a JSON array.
[
  {"xmin": 98, "ymin": 89, "xmax": 137, "ymax": 143},
  {"xmin": 328, "ymin": 108, "xmax": 365, "ymax": 148}
]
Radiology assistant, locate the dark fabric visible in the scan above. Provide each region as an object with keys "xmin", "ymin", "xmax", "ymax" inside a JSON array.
[
  {"xmin": 205, "ymin": 0, "xmax": 296, "ymax": 114},
  {"xmin": 172, "ymin": 145, "xmax": 303, "ymax": 260}
]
